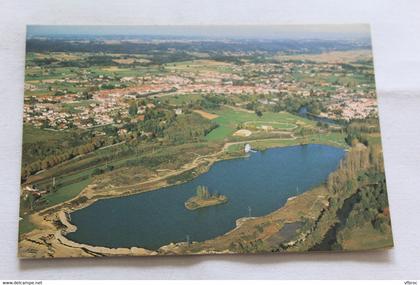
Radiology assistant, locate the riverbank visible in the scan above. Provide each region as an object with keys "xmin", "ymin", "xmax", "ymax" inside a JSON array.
[{"xmin": 18, "ymin": 141, "xmax": 344, "ymax": 258}]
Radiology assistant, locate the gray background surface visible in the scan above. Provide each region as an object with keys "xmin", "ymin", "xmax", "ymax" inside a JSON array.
[{"xmin": 0, "ymin": 0, "xmax": 419, "ymax": 280}]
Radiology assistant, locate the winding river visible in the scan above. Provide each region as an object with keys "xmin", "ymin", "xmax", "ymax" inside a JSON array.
[{"xmin": 67, "ymin": 144, "xmax": 345, "ymax": 250}]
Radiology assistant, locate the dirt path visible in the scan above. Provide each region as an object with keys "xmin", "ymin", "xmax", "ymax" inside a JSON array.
[{"xmin": 193, "ymin": 109, "xmax": 219, "ymax": 120}]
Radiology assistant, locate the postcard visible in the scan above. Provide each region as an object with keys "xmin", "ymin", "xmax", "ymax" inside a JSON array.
[{"xmin": 19, "ymin": 25, "xmax": 393, "ymax": 258}]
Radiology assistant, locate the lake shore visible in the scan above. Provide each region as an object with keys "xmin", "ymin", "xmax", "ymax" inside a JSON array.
[
  {"xmin": 19, "ymin": 140, "xmax": 247, "ymax": 258},
  {"xmin": 18, "ymin": 141, "xmax": 343, "ymax": 258}
]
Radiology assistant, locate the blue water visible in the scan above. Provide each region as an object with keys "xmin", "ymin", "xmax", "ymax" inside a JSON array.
[
  {"xmin": 298, "ymin": 106, "xmax": 338, "ymax": 125},
  {"xmin": 67, "ymin": 144, "xmax": 345, "ymax": 250}
]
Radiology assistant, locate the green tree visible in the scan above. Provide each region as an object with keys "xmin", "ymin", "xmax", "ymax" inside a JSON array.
[
  {"xmin": 196, "ymin": 185, "xmax": 210, "ymax": 199},
  {"xmin": 128, "ymin": 102, "xmax": 138, "ymax": 116}
]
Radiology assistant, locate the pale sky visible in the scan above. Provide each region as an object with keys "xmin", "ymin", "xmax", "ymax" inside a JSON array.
[{"xmin": 27, "ymin": 25, "xmax": 371, "ymax": 40}]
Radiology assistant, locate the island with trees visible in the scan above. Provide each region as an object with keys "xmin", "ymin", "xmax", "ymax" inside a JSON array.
[{"xmin": 185, "ymin": 186, "xmax": 228, "ymax": 210}]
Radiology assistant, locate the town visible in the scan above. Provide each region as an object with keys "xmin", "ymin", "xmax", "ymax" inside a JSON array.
[{"xmin": 23, "ymin": 45, "xmax": 377, "ymax": 133}]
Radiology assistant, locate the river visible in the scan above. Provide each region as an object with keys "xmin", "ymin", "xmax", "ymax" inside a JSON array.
[{"xmin": 298, "ymin": 106, "xmax": 339, "ymax": 126}]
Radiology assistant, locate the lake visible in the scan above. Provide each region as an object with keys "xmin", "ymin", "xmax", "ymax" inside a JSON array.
[{"xmin": 67, "ymin": 144, "xmax": 345, "ymax": 250}]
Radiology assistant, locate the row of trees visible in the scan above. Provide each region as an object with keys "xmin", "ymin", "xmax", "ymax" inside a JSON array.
[
  {"xmin": 21, "ymin": 135, "xmax": 112, "ymax": 180},
  {"xmin": 125, "ymin": 105, "xmax": 218, "ymax": 145},
  {"xmin": 196, "ymin": 185, "xmax": 211, "ymax": 199},
  {"xmin": 339, "ymin": 173, "xmax": 389, "ymax": 234},
  {"xmin": 163, "ymin": 113, "xmax": 218, "ymax": 144},
  {"xmin": 198, "ymin": 95, "xmax": 228, "ymax": 110},
  {"xmin": 344, "ymin": 119, "xmax": 382, "ymax": 147},
  {"xmin": 326, "ymin": 145, "xmax": 372, "ymax": 196},
  {"xmin": 270, "ymin": 95, "xmax": 326, "ymax": 115},
  {"xmin": 272, "ymin": 143, "xmax": 386, "ymax": 252},
  {"xmin": 346, "ymin": 120, "xmax": 380, "ymax": 134},
  {"xmin": 326, "ymin": 144, "xmax": 385, "ymax": 198}
]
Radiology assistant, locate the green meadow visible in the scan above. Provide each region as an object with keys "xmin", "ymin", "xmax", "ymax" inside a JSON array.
[{"xmin": 205, "ymin": 107, "xmax": 314, "ymax": 141}]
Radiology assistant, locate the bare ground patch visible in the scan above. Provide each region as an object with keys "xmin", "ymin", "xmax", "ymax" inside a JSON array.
[{"xmin": 193, "ymin": 110, "xmax": 219, "ymax": 120}]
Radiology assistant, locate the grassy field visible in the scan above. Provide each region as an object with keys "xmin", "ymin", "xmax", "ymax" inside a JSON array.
[
  {"xmin": 305, "ymin": 132, "xmax": 347, "ymax": 148},
  {"xmin": 163, "ymin": 93, "xmax": 204, "ymax": 105},
  {"xmin": 366, "ymin": 133, "xmax": 383, "ymax": 145},
  {"xmin": 274, "ymin": 49, "xmax": 373, "ymax": 64},
  {"xmin": 205, "ymin": 107, "xmax": 314, "ymax": 141},
  {"xmin": 22, "ymin": 124, "xmax": 74, "ymax": 144},
  {"xmin": 27, "ymin": 52, "xmax": 86, "ymax": 62},
  {"xmin": 239, "ymin": 133, "xmax": 347, "ymax": 152},
  {"xmin": 42, "ymin": 177, "xmax": 92, "ymax": 206},
  {"xmin": 61, "ymin": 100, "xmax": 100, "ymax": 114},
  {"xmin": 339, "ymin": 222, "xmax": 393, "ymax": 250},
  {"xmin": 28, "ymin": 153, "xmax": 132, "ymax": 210},
  {"xmin": 244, "ymin": 121, "xmax": 296, "ymax": 130},
  {"xmin": 165, "ymin": 59, "xmax": 234, "ymax": 73},
  {"xmin": 19, "ymin": 215, "xmax": 36, "ymax": 237}
]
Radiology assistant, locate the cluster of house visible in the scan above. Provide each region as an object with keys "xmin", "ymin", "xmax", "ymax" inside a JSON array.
[
  {"xmin": 23, "ymin": 58, "xmax": 377, "ymax": 131},
  {"xmin": 327, "ymin": 96, "xmax": 377, "ymax": 120},
  {"xmin": 23, "ymin": 92, "xmax": 128, "ymax": 129},
  {"xmin": 23, "ymin": 102, "xmax": 72, "ymax": 129}
]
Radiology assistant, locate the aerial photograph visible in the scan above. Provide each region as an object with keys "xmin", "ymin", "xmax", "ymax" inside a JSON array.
[{"xmin": 18, "ymin": 25, "xmax": 393, "ymax": 258}]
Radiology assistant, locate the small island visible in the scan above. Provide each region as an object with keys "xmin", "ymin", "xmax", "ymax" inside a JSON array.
[{"xmin": 185, "ymin": 185, "xmax": 228, "ymax": 210}]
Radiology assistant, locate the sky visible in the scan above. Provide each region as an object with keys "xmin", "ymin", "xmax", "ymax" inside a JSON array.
[{"xmin": 27, "ymin": 25, "xmax": 371, "ymax": 40}]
